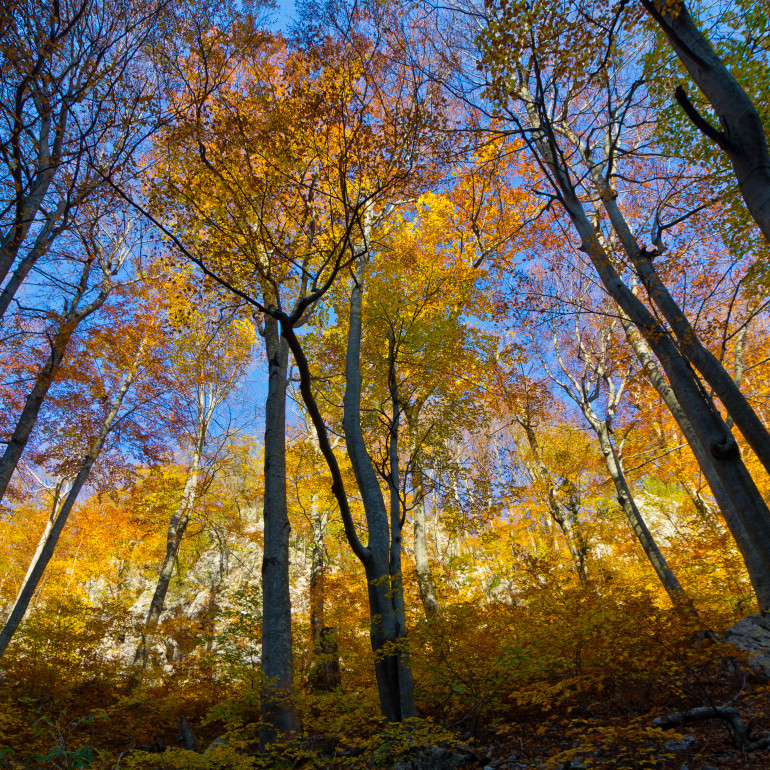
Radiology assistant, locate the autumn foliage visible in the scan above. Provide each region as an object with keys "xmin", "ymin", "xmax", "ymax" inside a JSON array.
[{"xmin": 3, "ymin": 0, "xmax": 770, "ymax": 768}]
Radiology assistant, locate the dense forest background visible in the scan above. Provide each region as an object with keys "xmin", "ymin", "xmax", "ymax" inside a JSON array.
[{"xmin": 2, "ymin": 0, "xmax": 770, "ymax": 767}]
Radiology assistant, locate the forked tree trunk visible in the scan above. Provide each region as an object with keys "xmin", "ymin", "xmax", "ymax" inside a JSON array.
[
  {"xmin": 279, "ymin": 250, "xmax": 417, "ymax": 722},
  {"xmin": 0, "ymin": 349, "xmax": 141, "ymax": 657},
  {"xmin": 342, "ymin": 253, "xmax": 416, "ymax": 722},
  {"xmin": 520, "ymin": 99, "xmax": 770, "ymax": 608},
  {"xmin": 259, "ymin": 315, "xmax": 300, "ymax": 747},
  {"xmin": 591, "ymin": 168, "xmax": 770, "ymax": 479}
]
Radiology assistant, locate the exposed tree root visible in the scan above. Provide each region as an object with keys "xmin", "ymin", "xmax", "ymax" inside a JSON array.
[{"xmin": 653, "ymin": 706, "xmax": 770, "ymax": 752}]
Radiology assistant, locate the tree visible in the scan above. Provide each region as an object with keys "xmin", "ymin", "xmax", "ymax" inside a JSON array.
[
  {"xmin": 146, "ymin": 6, "xmax": 445, "ymax": 730},
  {"xmin": 136, "ymin": 296, "xmax": 255, "ymax": 664},
  {"xmin": 641, "ymin": 0, "xmax": 770, "ymax": 245},
  {"xmin": 526, "ymin": 275, "xmax": 692, "ymax": 607},
  {"xmin": 0, "ymin": 0, "xmax": 166, "ymax": 322},
  {"xmin": 0, "ymin": 280, "xmax": 169, "ymax": 657},
  {"xmin": 475, "ymin": 0, "xmax": 770, "ymax": 608},
  {"xmin": 0, "ymin": 205, "xmax": 142, "ymax": 507}
]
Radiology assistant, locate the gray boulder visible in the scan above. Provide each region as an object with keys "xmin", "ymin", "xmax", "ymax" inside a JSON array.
[{"xmin": 723, "ymin": 614, "xmax": 770, "ymax": 673}]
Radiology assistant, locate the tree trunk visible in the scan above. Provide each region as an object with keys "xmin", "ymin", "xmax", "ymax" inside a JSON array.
[
  {"xmin": 524, "ymin": 111, "xmax": 770, "ymax": 606},
  {"xmin": 619, "ymin": 313, "xmax": 770, "ymax": 610},
  {"xmin": 404, "ymin": 403, "xmax": 439, "ymax": 619},
  {"xmin": 135, "ymin": 384, "xmax": 212, "ymax": 667},
  {"xmin": 309, "ymin": 496, "xmax": 326, "ymax": 649},
  {"xmin": 386, "ymin": 332, "xmax": 416, "ymax": 719},
  {"xmin": 642, "ymin": 0, "xmax": 770, "ymax": 244},
  {"xmin": 591, "ymin": 417, "xmax": 690, "ymax": 607},
  {"xmin": 0, "ymin": 350, "xmax": 140, "ymax": 657},
  {"xmin": 143, "ymin": 411, "xmax": 205, "ymax": 630},
  {"xmin": 520, "ymin": 420, "xmax": 589, "ymax": 582},
  {"xmin": 593, "ymin": 178, "xmax": 770, "ymax": 477},
  {"xmin": 0, "ymin": 259, "xmax": 110, "ymax": 504},
  {"xmin": 342, "ymin": 251, "xmax": 416, "ymax": 722},
  {"xmin": 308, "ymin": 498, "xmax": 340, "ymax": 691},
  {"xmin": 259, "ymin": 315, "xmax": 300, "ymax": 747}
]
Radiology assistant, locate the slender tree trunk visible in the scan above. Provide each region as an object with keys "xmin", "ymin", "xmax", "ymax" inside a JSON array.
[
  {"xmin": 404, "ymin": 404, "xmax": 439, "ymax": 619},
  {"xmin": 641, "ymin": 0, "xmax": 770, "ymax": 244},
  {"xmin": 594, "ymin": 179, "xmax": 770, "ymax": 477},
  {"xmin": 520, "ymin": 420, "xmax": 589, "ymax": 581},
  {"xmin": 525, "ymin": 111, "xmax": 770, "ymax": 604},
  {"xmin": 387, "ymin": 333, "xmax": 416, "ymax": 719},
  {"xmin": 0, "ymin": 352, "xmax": 139, "ymax": 657},
  {"xmin": 259, "ymin": 315, "xmax": 300, "ymax": 747},
  {"xmin": 308, "ymin": 498, "xmax": 340, "ymax": 691},
  {"xmin": 342, "ymin": 252, "xmax": 416, "ymax": 722},
  {"xmin": 591, "ymin": 417, "xmax": 689, "ymax": 606},
  {"xmin": 135, "ymin": 386, "xmax": 211, "ymax": 667},
  {"xmin": 309, "ymin": 496, "xmax": 326, "ymax": 648},
  {"xmin": 144, "ymin": 416, "xmax": 206, "ymax": 629},
  {"xmin": 620, "ymin": 313, "xmax": 770, "ymax": 610},
  {"xmin": 277, "ymin": 249, "xmax": 416, "ymax": 721},
  {"xmin": 0, "ymin": 260, "xmax": 110, "ymax": 504}
]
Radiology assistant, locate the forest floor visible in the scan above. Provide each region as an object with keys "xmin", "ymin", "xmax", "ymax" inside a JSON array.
[{"xmin": 3, "ymin": 592, "xmax": 770, "ymax": 769}]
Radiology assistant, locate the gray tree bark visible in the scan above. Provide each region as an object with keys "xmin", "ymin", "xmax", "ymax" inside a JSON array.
[
  {"xmin": 342, "ymin": 253, "xmax": 416, "ymax": 721},
  {"xmin": 517, "ymin": 94, "xmax": 770, "ymax": 608},
  {"xmin": 259, "ymin": 315, "xmax": 300, "ymax": 746},
  {"xmin": 0, "ymin": 345, "xmax": 142, "ymax": 657},
  {"xmin": 142, "ymin": 408, "xmax": 206, "ymax": 630},
  {"xmin": 619, "ymin": 313, "xmax": 770, "ymax": 610},
  {"xmin": 642, "ymin": 0, "xmax": 770, "ymax": 244},
  {"xmin": 590, "ymin": 167, "xmax": 770, "ymax": 478}
]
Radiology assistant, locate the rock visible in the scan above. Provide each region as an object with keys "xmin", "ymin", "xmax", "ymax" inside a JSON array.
[
  {"xmin": 393, "ymin": 747, "xmax": 471, "ymax": 769},
  {"xmin": 665, "ymin": 735, "xmax": 698, "ymax": 751},
  {"xmin": 723, "ymin": 614, "xmax": 770, "ymax": 673},
  {"xmin": 176, "ymin": 715, "xmax": 198, "ymax": 752},
  {"xmin": 205, "ymin": 734, "xmax": 229, "ymax": 754},
  {"xmin": 699, "ymin": 766, "xmax": 719, "ymax": 770}
]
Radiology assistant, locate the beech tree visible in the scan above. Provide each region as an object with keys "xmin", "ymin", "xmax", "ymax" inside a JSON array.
[
  {"xmin": 642, "ymin": 0, "xmax": 770, "ymax": 245},
  {"xmin": 472, "ymin": 0, "xmax": 770, "ymax": 609},
  {"xmin": 146, "ymin": 3, "xmax": 447, "ymax": 730}
]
